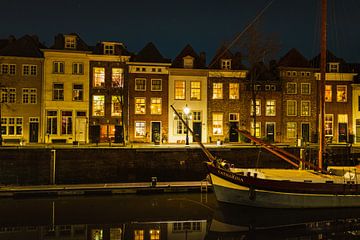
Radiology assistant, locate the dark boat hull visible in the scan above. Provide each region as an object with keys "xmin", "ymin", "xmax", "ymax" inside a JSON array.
[{"xmin": 207, "ymin": 163, "xmax": 360, "ymax": 208}]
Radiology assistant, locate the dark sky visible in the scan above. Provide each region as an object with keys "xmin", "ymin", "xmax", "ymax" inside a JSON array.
[{"xmin": 1, "ymin": 0, "xmax": 360, "ymax": 63}]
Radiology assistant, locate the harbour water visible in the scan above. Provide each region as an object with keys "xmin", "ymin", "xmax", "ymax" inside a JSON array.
[{"xmin": 0, "ymin": 193, "xmax": 359, "ymax": 239}]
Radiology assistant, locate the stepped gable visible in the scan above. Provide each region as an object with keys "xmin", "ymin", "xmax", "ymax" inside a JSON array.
[
  {"xmin": 0, "ymin": 35, "xmax": 45, "ymax": 57},
  {"xmin": 132, "ymin": 42, "xmax": 170, "ymax": 63},
  {"xmin": 92, "ymin": 41, "xmax": 131, "ymax": 56},
  {"xmin": 171, "ymin": 44, "xmax": 206, "ymax": 69},
  {"xmin": 278, "ymin": 48, "xmax": 310, "ymax": 68},
  {"xmin": 50, "ymin": 33, "xmax": 89, "ymax": 51}
]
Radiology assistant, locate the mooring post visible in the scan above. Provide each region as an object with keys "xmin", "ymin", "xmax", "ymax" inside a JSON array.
[{"xmin": 50, "ymin": 149, "xmax": 56, "ymax": 184}]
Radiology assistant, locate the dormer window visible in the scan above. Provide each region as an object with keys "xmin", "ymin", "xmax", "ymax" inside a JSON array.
[
  {"xmin": 329, "ymin": 62, "xmax": 339, "ymax": 73},
  {"xmin": 64, "ymin": 35, "xmax": 76, "ymax": 49},
  {"xmin": 104, "ymin": 43, "xmax": 115, "ymax": 55},
  {"xmin": 183, "ymin": 56, "xmax": 194, "ymax": 69},
  {"xmin": 221, "ymin": 59, "xmax": 231, "ymax": 70}
]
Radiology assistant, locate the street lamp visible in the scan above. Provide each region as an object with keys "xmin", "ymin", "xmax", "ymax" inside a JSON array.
[{"xmin": 183, "ymin": 104, "xmax": 190, "ymax": 146}]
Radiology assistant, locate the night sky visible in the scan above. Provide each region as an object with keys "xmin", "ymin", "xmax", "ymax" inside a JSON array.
[{"xmin": 1, "ymin": 0, "xmax": 360, "ymax": 63}]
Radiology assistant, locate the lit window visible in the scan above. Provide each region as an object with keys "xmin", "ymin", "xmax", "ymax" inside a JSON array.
[
  {"xmin": 53, "ymin": 61, "xmax": 64, "ymax": 74},
  {"xmin": 251, "ymin": 99, "xmax": 261, "ymax": 116},
  {"xmin": 301, "ymin": 101, "xmax": 311, "ymax": 116},
  {"xmin": 135, "ymin": 122, "xmax": 146, "ymax": 138},
  {"xmin": 61, "ymin": 111, "xmax": 72, "ymax": 135},
  {"xmin": 151, "ymin": 79, "xmax": 162, "ymax": 91},
  {"xmin": 336, "ymin": 85, "xmax": 347, "ymax": 102},
  {"xmin": 93, "ymin": 95, "xmax": 105, "ymax": 116},
  {"xmin": 212, "ymin": 113, "xmax": 223, "ymax": 135},
  {"xmin": 174, "ymin": 112, "xmax": 185, "ymax": 134},
  {"xmin": 135, "ymin": 78, "xmax": 146, "ymax": 91},
  {"xmin": 325, "ymin": 85, "xmax": 332, "ymax": 102},
  {"xmin": 287, "ymin": 100, "xmax": 297, "ymax": 116},
  {"xmin": 265, "ymin": 100, "xmax": 276, "ymax": 116},
  {"xmin": 221, "ymin": 59, "xmax": 231, "ymax": 69},
  {"xmin": 150, "ymin": 98, "xmax": 161, "ymax": 114},
  {"xmin": 72, "ymin": 63, "xmax": 84, "ymax": 75},
  {"xmin": 229, "ymin": 83, "xmax": 239, "ymax": 99},
  {"xmin": 213, "ymin": 83, "xmax": 223, "ymax": 99},
  {"xmin": 175, "ymin": 80, "xmax": 185, "ymax": 99},
  {"xmin": 287, "ymin": 82, "xmax": 297, "ymax": 94},
  {"xmin": 72, "ymin": 84, "xmax": 83, "ymax": 101},
  {"xmin": 135, "ymin": 98, "xmax": 146, "ymax": 114},
  {"xmin": 53, "ymin": 83, "xmax": 64, "ymax": 101},
  {"xmin": 110, "ymin": 228, "xmax": 122, "ymax": 240},
  {"xmin": 64, "ymin": 35, "xmax": 76, "ymax": 49},
  {"xmin": 190, "ymin": 81, "xmax": 201, "ymax": 100},
  {"xmin": 251, "ymin": 122, "xmax": 261, "ymax": 138},
  {"xmin": 46, "ymin": 111, "xmax": 57, "ymax": 135},
  {"xmin": 301, "ymin": 83, "xmax": 310, "ymax": 94},
  {"xmin": 287, "ymin": 122, "xmax": 297, "ymax": 138},
  {"xmin": 150, "ymin": 229, "xmax": 160, "ymax": 240},
  {"xmin": 93, "ymin": 67, "xmax": 105, "ymax": 87},
  {"xmin": 112, "ymin": 96, "xmax": 121, "ymax": 117},
  {"xmin": 91, "ymin": 229, "xmax": 103, "ymax": 240},
  {"xmin": 325, "ymin": 114, "xmax": 333, "ymax": 136},
  {"xmin": 22, "ymin": 88, "xmax": 37, "ymax": 104},
  {"xmin": 112, "ymin": 68, "xmax": 124, "ymax": 87}
]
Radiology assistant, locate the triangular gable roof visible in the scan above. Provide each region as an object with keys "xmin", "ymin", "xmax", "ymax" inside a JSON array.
[
  {"xmin": 171, "ymin": 44, "xmax": 206, "ymax": 68},
  {"xmin": 0, "ymin": 35, "xmax": 45, "ymax": 57},
  {"xmin": 209, "ymin": 45, "xmax": 234, "ymax": 69},
  {"xmin": 278, "ymin": 48, "xmax": 310, "ymax": 68},
  {"xmin": 132, "ymin": 42, "xmax": 170, "ymax": 63},
  {"xmin": 310, "ymin": 50, "xmax": 353, "ymax": 72}
]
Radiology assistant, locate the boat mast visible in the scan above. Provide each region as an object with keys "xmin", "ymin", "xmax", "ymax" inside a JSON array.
[{"xmin": 319, "ymin": 0, "xmax": 327, "ymax": 170}]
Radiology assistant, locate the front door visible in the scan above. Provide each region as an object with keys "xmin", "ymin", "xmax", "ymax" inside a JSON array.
[
  {"xmin": 266, "ymin": 123, "xmax": 275, "ymax": 143},
  {"xmin": 115, "ymin": 125, "xmax": 124, "ymax": 143},
  {"xmin": 29, "ymin": 122, "xmax": 38, "ymax": 143},
  {"xmin": 301, "ymin": 123, "xmax": 310, "ymax": 143},
  {"xmin": 229, "ymin": 122, "xmax": 239, "ymax": 142},
  {"xmin": 193, "ymin": 122, "xmax": 202, "ymax": 142},
  {"xmin": 151, "ymin": 122, "xmax": 161, "ymax": 143},
  {"xmin": 75, "ymin": 118, "xmax": 86, "ymax": 143},
  {"xmin": 90, "ymin": 125, "xmax": 100, "ymax": 144},
  {"xmin": 339, "ymin": 123, "xmax": 348, "ymax": 142}
]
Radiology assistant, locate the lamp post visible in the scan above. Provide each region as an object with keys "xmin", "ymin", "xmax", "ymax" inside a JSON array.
[{"xmin": 183, "ymin": 104, "xmax": 190, "ymax": 146}]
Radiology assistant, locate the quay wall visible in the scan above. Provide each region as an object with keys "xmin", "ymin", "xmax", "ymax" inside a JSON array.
[{"xmin": 0, "ymin": 146, "xmax": 353, "ymax": 185}]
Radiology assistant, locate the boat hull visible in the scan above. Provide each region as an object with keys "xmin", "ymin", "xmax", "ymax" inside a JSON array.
[{"xmin": 208, "ymin": 164, "xmax": 360, "ymax": 208}]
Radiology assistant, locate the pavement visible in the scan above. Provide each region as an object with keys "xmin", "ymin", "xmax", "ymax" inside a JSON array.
[{"xmin": 0, "ymin": 180, "xmax": 212, "ymax": 198}]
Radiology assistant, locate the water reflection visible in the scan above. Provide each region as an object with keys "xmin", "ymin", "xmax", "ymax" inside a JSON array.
[{"xmin": 0, "ymin": 193, "xmax": 359, "ymax": 239}]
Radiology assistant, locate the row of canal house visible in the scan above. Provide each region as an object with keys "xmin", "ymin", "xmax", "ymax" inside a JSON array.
[{"xmin": 0, "ymin": 33, "xmax": 359, "ymax": 145}]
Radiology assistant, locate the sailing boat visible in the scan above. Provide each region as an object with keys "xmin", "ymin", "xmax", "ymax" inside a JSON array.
[{"xmin": 173, "ymin": 0, "xmax": 360, "ymax": 208}]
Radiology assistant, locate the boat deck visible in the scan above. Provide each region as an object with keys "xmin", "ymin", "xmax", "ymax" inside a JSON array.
[{"xmin": 231, "ymin": 168, "xmax": 359, "ymax": 184}]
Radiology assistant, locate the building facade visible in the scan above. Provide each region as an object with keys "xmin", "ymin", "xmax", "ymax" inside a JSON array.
[
  {"xmin": 0, "ymin": 35, "xmax": 44, "ymax": 144},
  {"xmin": 42, "ymin": 33, "xmax": 90, "ymax": 144}
]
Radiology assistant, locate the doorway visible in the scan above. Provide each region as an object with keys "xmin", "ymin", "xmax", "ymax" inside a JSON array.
[
  {"xmin": 75, "ymin": 117, "xmax": 87, "ymax": 143},
  {"xmin": 229, "ymin": 122, "xmax": 239, "ymax": 142},
  {"xmin": 338, "ymin": 123, "xmax": 348, "ymax": 143},
  {"xmin": 265, "ymin": 123, "xmax": 275, "ymax": 143},
  {"xmin": 193, "ymin": 122, "xmax": 202, "ymax": 142},
  {"xmin": 301, "ymin": 123, "xmax": 310, "ymax": 143},
  {"xmin": 29, "ymin": 122, "xmax": 39, "ymax": 143},
  {"xmin": 151, "ymin": 122, "xmax": 161, "ymax": 143}
]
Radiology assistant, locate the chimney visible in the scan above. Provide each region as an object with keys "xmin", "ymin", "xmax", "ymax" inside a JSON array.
[{"xmin": 199, "ymin": 52, "xmax": 206, "ymax": 68}]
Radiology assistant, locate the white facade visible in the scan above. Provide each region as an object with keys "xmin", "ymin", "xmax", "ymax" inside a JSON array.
[
  {"xmin": 168, "ymin": 68, "xmax": 208, "ymax": 143},
  {"xmin": 352, "ymin": 84, "xmax": 360, "ymax": 144}
]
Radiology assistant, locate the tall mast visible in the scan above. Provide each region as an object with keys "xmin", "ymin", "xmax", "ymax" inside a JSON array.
[{"xmin": 318, "ymin": 0, "xmax": 327, "ymax": 170}]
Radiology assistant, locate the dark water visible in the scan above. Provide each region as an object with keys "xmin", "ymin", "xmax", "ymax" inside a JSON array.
[{"xmin": 0, "ymin": 193, "xmax": 359, "ymax": 240}]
